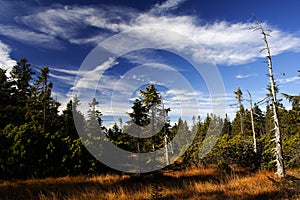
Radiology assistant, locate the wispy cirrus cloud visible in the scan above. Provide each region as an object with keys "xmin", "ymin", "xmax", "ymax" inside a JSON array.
[
  {"xmin": 1, "ymin": 0, "xmax": 300, "ymax": 125},
  {"xmin": 51, "ymin": 67, "xmax": 81, "ymax": 76},
  {"xmin": 18, "ymin": 5, "xmax": 136, "ymax": 44},
  {"xmin": 49, "ymin": 72, "xmax": 75, "ymax": 85},
  {"xmin": 1, "ymin": 0, "xmax": 300, "ymax": 66},
  {"xmin": 235, "ymin": 73, "xmax": 257, "ymax": 79},
  {"xmin": 0, "ymin": 25, "xmax": 62, "ymax": 49},
  {"xmin": 277, "ymin": 75, "xmax": 300, "ymax": 84},
  {"xmin": 150, "ymin": 0, "xmax": 187, "ymax": 14}
]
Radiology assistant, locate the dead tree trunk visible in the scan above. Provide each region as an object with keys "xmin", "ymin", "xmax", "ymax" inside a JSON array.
[
  {"xmin": 151, "ymin": 106, "xmax": 155, "ymax": 152},
  {"xmin": 162, "ymin": 102, "xmax": 170, "ymax": 165},
  {"xmin": 254, "ymin": 17, "xmax": 285, "ymax": 178},
  {"xmin": 164, "ymin": 135, "xmax": 169, "ymax": 165},
  {"xmin": 247, "ymin": 90, "xmax": 257, "ymax": 154}
]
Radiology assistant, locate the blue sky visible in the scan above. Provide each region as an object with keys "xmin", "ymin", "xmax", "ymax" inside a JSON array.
[{"xmin": 0, "ymin": 0, "xmax": 299, "ymax": 125}]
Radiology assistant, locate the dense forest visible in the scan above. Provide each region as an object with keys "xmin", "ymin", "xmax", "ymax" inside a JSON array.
[{"xmin": 0, "ymin": 58, "xmax": 299, "ymax": 180}]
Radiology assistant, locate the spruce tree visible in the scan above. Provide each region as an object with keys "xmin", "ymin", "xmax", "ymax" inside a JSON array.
[
  {"xmin": 233, "ymin": 87, "xmax": 244, "ymax": 134},
  {"xmin": 9, "ymin": 58, "xmax": 34, "ymax": 125},
  {"xmin": 0, "ymin": 68, "xmax": 12, "ymax": 128},
  {"xmin": 221, "ymin": 114, "xmax": 232, "ymax": 136}
]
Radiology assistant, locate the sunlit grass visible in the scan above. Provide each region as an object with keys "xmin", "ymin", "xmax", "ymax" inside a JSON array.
[{"xmin": 0, "ymin": 166, "xmax": 299, "ymax": 200}]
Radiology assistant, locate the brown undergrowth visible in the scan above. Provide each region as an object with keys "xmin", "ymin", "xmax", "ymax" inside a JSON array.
[{"xmin": 0, "ymin": 166, "xmax": 299, "ymax": 200}]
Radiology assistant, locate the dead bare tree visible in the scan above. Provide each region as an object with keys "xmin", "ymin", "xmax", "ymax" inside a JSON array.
[
  {"xmin": 247, "ymin": 90, "xmax": 257, "ymax": 154},
  {"xmin": 253, "ymin": 16, "xmax": 285, "ymax": 178}
]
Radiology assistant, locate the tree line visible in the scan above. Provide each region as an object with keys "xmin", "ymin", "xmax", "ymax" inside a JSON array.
[{"xmin": 0, "ymin": 58, "xmax": 299, "ymax": 180}]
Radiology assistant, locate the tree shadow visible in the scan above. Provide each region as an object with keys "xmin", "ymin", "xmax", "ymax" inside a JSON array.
[{"xmin": 0, "ymin": 168, "xmax": 299, "ymax": 199}]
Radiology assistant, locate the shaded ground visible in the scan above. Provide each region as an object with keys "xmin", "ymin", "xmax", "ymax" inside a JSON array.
[{"xmin": 0, "ymin": 166, "xmax": 299, "ymax": 200}]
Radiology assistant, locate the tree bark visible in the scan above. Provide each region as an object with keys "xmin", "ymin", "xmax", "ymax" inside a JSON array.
[{"xmin": 255, "ymin": 17, "xmax": 285, "ymax": 178}]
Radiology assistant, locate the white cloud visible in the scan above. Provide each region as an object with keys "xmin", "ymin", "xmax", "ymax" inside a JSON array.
[
  {"xmin": 1, "ymin": 1, "xmax": 300, "ymax": 125},
  {"xmin": 49, "ymin": 72, "xmax": 75, "ymax": 85},
  {"xmin": 71, "ymin": 57, "xmax": 118, "ymax": 91},
  {"xmin": 18, "ymin": 5, "xmax": 136, "ymax": 45},
  {"xmin": 20, "ymin": 6, "xmax": 95, "ymax": 38},
  {"xmin": 129, "ymin": 16, "xmax": 300, "ymax": 65},
  {"xmin": 0, "ymin": 25, "xmax": 61, "ymax": 49},
  {"xmin": 150, "ymin": 0, "xmax": 187, "ymax": 14},
  {"xmin": 0, "ymin": 41, "xmax": 16, "ymax": 74},
  {"xmin": 277, "ymin": 75, "xmax": 300, "ymax": 84},
  {"xmin": 235, "ymin": 73, "xmax": 257, "ymax": 79},
  {"xmin": 51, "ymin": 67, "xmax": 81, "ymax": 76},
  {"xmin": 1, "ymin": 2, "xmax": 299, "ymax": 66}
]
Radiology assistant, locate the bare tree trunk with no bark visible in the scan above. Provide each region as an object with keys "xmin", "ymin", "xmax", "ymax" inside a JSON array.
[
  {"xmin": 254, "ymin": 16, "xmax": 285, "ymax": 178},
  {"xmin": 247, "ymin": 90, "xmax": 257, "ymax": 154}
]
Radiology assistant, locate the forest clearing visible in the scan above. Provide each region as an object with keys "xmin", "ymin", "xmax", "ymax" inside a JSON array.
[
  {"xmin": 1, "ymin": 1, "xmax": 300, "ymax": 200},
  {"xmin": 1, "ymin": 166, "xmax": 300, "ymax": 200}
]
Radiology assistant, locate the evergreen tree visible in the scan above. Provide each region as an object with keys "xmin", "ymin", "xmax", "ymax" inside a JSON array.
[
  {"xmin": 190, "ymin": 116, "xmax": 202, "ymax": 143},
  {"xmin": 128, "ymin": 99, "xmax": 149, "ymax": 127},
  {"xmin": 198, "ymin": 114, "xmax": 211, "ymax": 141},
  {"xmin": 126, "ymin": 99, "xmax": 149, "ymax": 152},
  {"xmin": 253, "ymin": 104, "xmax": 265, "ymax": 136},
  {"xmin": 140, "ymin": 84, "xmax": 162, "ymax": 151},
  {"xmin": 282, "ymin": 70, "xmax": 299, "ymax": 110},
  {"xmin": 0, "ymin": 56, "xmax": 299, "ymax": 179},
  {"xmin": 58, "ymin": 96, "xmax": 98, "ymax": 175},
  {"xmin": 87, "ymin": 97, "xmax": 103, "ymax": 132},
  {"xmin": 0, "ymin": 68, "xmax": 13, "ymax": 129},
  {"xmin": 173, "ymin": 117, "xmax": 190, "ymax": 152},
  {"xmin": 29, "ymin": 67, "xmax": 61, "ymax": 132},
  {"xmin": 124, "ymin": 84, "xmax": 171, "ymax": 162},
  {"xmin": 139, "ymin": 84, "xmax": 170, "ymax": 152},
  {"xmin": 221, "ymin": 114, "xmax": 232, "ymax": 136},
  {"xmin": 9, "ymin": 58, "xmax": 34, "ymax": 125},
  {"xmin": 84, "ymin": 97, "xmax": 105, "ymax": 172},
  {"xmin": 2, "ymin": 122, "xmax": 49, "ymax": 178},
  {"xmin": 10, "ymin": 58, "xmax": 34, "ymax": 99},
  {"xmin": 233, "ymin": 87, "xmax": 244, "ymax": 134}
]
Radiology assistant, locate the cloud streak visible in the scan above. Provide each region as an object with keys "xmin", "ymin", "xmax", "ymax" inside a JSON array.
[
  {"xmin": 277, "ymin": 75, "xmax": 300, "ymax": 84},
  {"xmin": 0, "ymin": 25, "xmax": 62, "ymax": 49},
  {"xmin": 150, "ymin": 0, "xmax": 187, "ymax": 14},
  {"xmin": 235, "ymin": 73, "xmax": 257, "ymax": 79}
]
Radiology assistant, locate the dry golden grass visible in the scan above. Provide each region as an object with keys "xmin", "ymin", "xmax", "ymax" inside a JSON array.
[{"xmin": 0, "ymin": 166, "xmax": 299, "ymax": 200}]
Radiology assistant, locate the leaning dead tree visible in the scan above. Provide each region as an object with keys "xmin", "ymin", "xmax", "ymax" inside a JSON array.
[{"xmin": 253, "ymin": 16, "xmax": 285, "ymax": 178}]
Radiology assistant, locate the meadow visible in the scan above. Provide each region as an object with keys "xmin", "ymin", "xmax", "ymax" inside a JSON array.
[{"xmin": 1, "ymin": 166, "xmax": 299, "ymax": 200}]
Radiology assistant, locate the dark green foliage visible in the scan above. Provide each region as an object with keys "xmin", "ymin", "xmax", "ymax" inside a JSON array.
[
  {"xmin": 0, "ymin": 59, "xmax": 107, "ymax": 179},
  {"xmin": 1, "ymin": 59, "xmax": 34, "ymax": 127},
  {"xmin": 204, "ymin": 134, "xmax": 257, "ymax": 169},
  {"xmin": 282, "ymin": 93, "xmax": 300, "ymax": 111},
  {"xmin": 120, "ymin": 84, "xmax": 171, "ymax": 153},
  {"xmin": 0, "ymin": 59, "xmax": 299, "ymax": 180},
  {"xmin": 1, "ymin": 123, "xmax": 50, "ymax": 178},
  {"xmin": 283, "ymin": 132, "xmax": 300, "ymax": 168},
  {"xmin": 233, "ymin": 87, "xmax": 245, "ymax": 135},
  {"xmin": 182, "ymin": 114, "xmax": 223, "ymax": 166},
  {"xmin": 252, "ymin": 104, "xmax": 265, "ymax": 136},
  {"xmin": 221, "ymin": 114, "xmax": 232, "ymax": 136},
  {"xmin": 0, "ymin": 68, "xmax": 12, "ymax": 129},
  {"xmin": 182, "ymin": 90, "xmax": 300, "ymax": 171}
]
